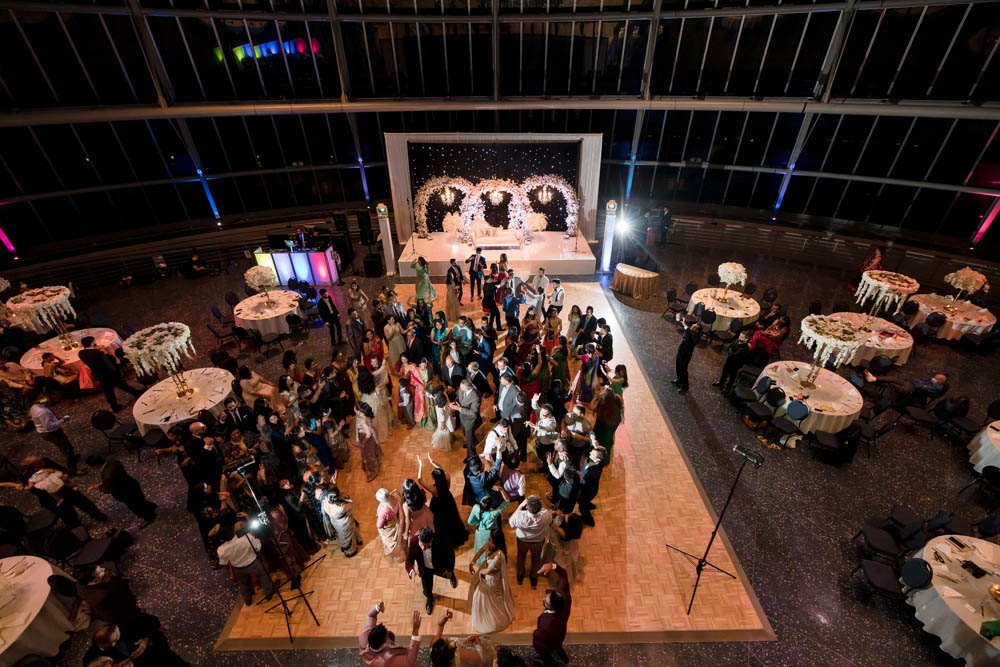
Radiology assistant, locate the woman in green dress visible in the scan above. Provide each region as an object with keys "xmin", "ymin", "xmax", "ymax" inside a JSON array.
[
  {"xmin": 610, "ymin": 364, "xmax": 628, "ymax": 421},
  {"xmin": 410, "ymin": 256, "xmax": 438, "ymax": 304},
  {"xmin": 466, "ymin": 491, "xmax": 510, "ymax": 564},
  {"xmin": 550, "ymin": 336, "xmax": 570, "ymax": 390}
]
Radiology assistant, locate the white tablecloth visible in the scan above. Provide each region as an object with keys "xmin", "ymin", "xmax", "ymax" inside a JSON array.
[
  {"xmin": 968, "ymin": 421, "xmax": 1000, "ymax": 474},
  {"xmin": 756, "ymin": 362, "xmax": 863, "ymax": 434},
  {"xmin": 132, "ymin": 367, "xmax": 234, "ymax": 436},
  {"xmin": 233, "ymin": 290, "xmax": 302, "ymax": 336},
  {"xmin": 908, "ymin": 294, "xmax": 996, "ymax": 341},
  {"xmin": 0, "ymin": 556, "xmax": 74, "ymax": 666},
  {"xmin": 687, "ymin": 288, "xmax": 760, "ymax": 332},
  {"xmin": 19, "ymin": 328, "xmax": 122, "ymax": 390},
  {"xmin": 827, "ymin": 312, "xmax": 914, "ymax": 367},
  {"xmin": 909, "ymin": 535, "xmax": 1000, "ymax": 666}
]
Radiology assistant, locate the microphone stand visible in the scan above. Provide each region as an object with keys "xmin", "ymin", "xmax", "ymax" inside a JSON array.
[{"xmin": 665, "ymin": 444, "xmax": 762, "ymax": 614}]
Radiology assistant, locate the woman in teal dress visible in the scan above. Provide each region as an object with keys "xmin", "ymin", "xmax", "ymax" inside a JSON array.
[
  {"xmin": 410, "ymin": 256, "xmax": 438, "ymax": 304},
  {"xmin": 430, "ymin": 319, "xmax": 448, "ymax": 376},
  {"xmin": 467, "ymin": 491, "xmax": 510, "ymax": 564},
  {"xmin": 550, "ymin": 336, "xmax": 570, "ymax": 389}
]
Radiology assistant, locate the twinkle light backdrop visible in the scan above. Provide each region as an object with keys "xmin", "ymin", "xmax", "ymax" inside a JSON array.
[{"xmin": 408, "ymin": 142, "xmax": 580, "ymax": 232}]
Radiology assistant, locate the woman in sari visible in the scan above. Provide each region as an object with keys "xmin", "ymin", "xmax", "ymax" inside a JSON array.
[
  {"xmin": 40, "ymin": 353, "xmax": 78, "ymax": 386},
  {"xmin": 401, "ymin": 477, "xmax": 435, "ymax": 540},
  {"xmin": 550, "ymin": 336, "xmax": 570, "ymax": 390},
  {"xmin": 353, "ymin": 402, "xmax": 383, "ymax": 482},
  {"xmin": 345, "ymin": 358, "xmax": 362, "ymax": 403},
  {"xmin": 467, "ymin": 534, "xmax": 517, "ymax": 634},
  {"xmin": 410, "ymin": 256, "xmax": 438, "ymax": 303},
  {"xmin": 362, "ymin": 329, "xmax": 385, "ymax": 370},
  {"xmin": 269, "ymin": 503, "xmax": 313, "ymax": 573},
  {"xmin": 572, "ymin": 347, "xmax": 603, "ymax": 407},
  {"xmin": 371, "ymin": 356, "xmax": 399, "ymax": 432},
  {"xmin": 374, "ymin": 488, "xmax": 406, "ymax": 562},
  {"xmin": 348, "ymin": 281, "xmax": 372, "ymax": 326},
  {"xmin": 384, "ymin": 315, "xmax": 406, "ymax": 374},
  {"xmin": 407, "ymin": 295, "xmax": 433, "ymax": 329},
  {"xmin": 445, "ymin": 282, "xmax": 461, "ymax": 324},
  {"xmin": 409, "ymin": 358, "xmax": 431, "ymax": 427},
  {"xmin": 358, "ymin": 366, "xmax": 392, "ymax": 443},
  {"xmin": 239, "ymin": 366, "xmax": 284, "ymax": 413},
  {"xmin": 321, "ymin": 483, "xmax": 361, "ymax": 557},
  {"xmin": 417, "ymin": 454, "xmax": 469, "ymax": 548},
  {"xmin": 749, "ymin": 315, "xmax": 790, "ymax": 357},
  {"xmin": 518, "ymin": 308, "xmax": 540, "ymax": 365},
  {"xmin": 565, "ymin": 305, "xmax": 582, "ymax": 356},
  {"xmin": 430, "ymin": 319, "xmax": 448, "ymax": 376},
  {"xmin": 321, "ymin": 407, "xmax": 351, "ymax": 470},
  {"xmin": 542, "ymin": 307, "xmax": 563, "ymax": 355},
  {"xmin": 517, "ymin": 359, "xmax": 540, "ymax": 398}
]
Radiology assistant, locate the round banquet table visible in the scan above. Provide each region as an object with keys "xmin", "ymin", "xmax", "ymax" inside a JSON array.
[
  {"xmin": 909, "ymin": 535, "xmax": 1000, "ymax": 666},
  {"xmin": 827, "ymin": 312, "xmax": 914, "ymax": 367},
  {"xmin": 610, "ymin": 263, "xmax": 660, "ymax": 300},
  {"xmin": 0, "ymin": 556, "xmax": 74, "ymax": 666},
  {"xmin": 907, "ymin": 293, "xmax": 996, "ymax": 341},
  {"xmin": 233, "ymin": 290, "xmax": 302, "ymax": 336},
  {"xmin": 132, "ymin": 367, "xmax": 235, "ymax": 436},
  {"xmin": 968, "ymin": 421, "xmax": 1000, "ymax": 474},
  {"xmin": 755, "ymin": 362, "xmax": 863, "ymax": 434},
  {"xmin": 18, "ymin": 327, "xmax": 122, "ymax": 390},
  {"xmin": 687, "ymin": 287, "xmax": 760, "ymax": 332}
]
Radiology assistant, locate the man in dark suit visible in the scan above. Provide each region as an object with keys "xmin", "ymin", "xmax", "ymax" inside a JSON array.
[
  {"xmin": 451, "ymin": 379, "xmax": 481, "ymax": 457},
  {"xmin": 78, "ymin": 336, "xmax": 143, "ymax": 412},
  {"xmin": 465, "ymin": 248, "xmax": 487, "ymax": 299},
  {"xmin": 405, "ymin": 526, "xmax": 456, "ymax": 614},
  {"xmin": 509, "ymin": 391, "xmax": 531, "ymax": 462},
  {"xmin": 573, "ymin": 307, "xmax": 598, "ymax": 349},
  {"xmin": 446, "ymin": 258, "xmax": 465, "ymax": 304},
  {"xmin": 472, "ymin": 331, "xmax": 494, "ymax": 378},
  {"xmin": 673, "ymin": 321, "xmax": 702, "ymax": 395},
  {"xmin": 12, "ymin": 455, "xmax": 108, "ymax": 527},
  {"xmin": 533, "ymin": 562, "xmax": 572, "ymax": 666},
  {"xmin": 317, "ymin": 288, "xmax": 343, "ymax": 346},
  {"xmin": 221, "ymin": 398, "xmax": 252, "ymax": 431},
  {"xmin": 346, "ymin": 308, "xmax": 366, "ymax": 360},
  {"xmin": 577, "ymin": 446, "xmax": 606, "ymax": 527},
  {"xmin": 86, "ymin": 454, "xmax": 158, "ymax": 528},
  {"xmin": 440, "ymin": 355, "xmax": 465, "ymax": 396},
  {"xmin": 482, "ymin": 274, "xmax": 503, "ymax": 332},
  {"xmin": 598, "ymin": 324, "xmax": 614, "ymax": 363},
  {"xmin": 466, "ymin": 361, "xmax": 492, "ymax": 400}
]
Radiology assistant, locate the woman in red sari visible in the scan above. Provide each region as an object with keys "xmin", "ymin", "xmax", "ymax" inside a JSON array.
[
  {"xmin": 363, "ymin": 329, "xmax": 385, "ymax": 370},
  {"xmin": 749, "ymin": 316, "xmax": 790, "ymax": 356},
  {"xmin": 518, "ymin": 307, "xmax": 540, "ymax": 365},
  {"xmin": 408, "ymin": 357, "xmax": 429, "ymax": 424}
]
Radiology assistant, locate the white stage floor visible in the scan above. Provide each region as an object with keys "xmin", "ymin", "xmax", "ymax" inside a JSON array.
[{"xmin": 397, "ymin": 231, "xmax": 596, "ymax": 277}]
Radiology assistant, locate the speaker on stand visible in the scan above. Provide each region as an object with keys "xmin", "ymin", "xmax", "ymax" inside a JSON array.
[{"xmin": 332, "ymin": 213, "xmax": 349, "ymax": 233}]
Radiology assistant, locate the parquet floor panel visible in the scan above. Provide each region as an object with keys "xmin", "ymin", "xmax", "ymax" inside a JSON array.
[{"xmin": 216, "ymin": 282, "xmax": 772, "ymax": 650}]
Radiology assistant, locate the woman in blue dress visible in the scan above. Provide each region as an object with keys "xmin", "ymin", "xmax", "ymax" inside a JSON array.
[{"xmin": 410, "ymin": 256, "xmax": 438, "ymax": 304}]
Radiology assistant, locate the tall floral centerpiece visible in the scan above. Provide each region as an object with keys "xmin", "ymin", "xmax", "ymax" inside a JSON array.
[
  {"xmin": 5, "ymin": 286, "xmax": 77, "ymax": 348},
  {"xmin": 717, "ymin": 262, "xmax": 747, "ymax": 298},
  {"xmin": 245, "ymin": 265, "xmax": 278, "ymax": 307},
  {"xmin": 122, "ymin": 322, "xmax": 196, "ymax": 397},
  {"xmin": 798, "ymin": 314, "xmax": 865, "ymax": 388},
  {"xmin": 0, "ymin": 278, "xmax": 10, "ymax": 321},
  {"xmin": 855, "ymin": 270, "xmax": 919, "ymax": 328},
  {"xmin": 943, "ymin": 266, "xmax": 989, "ymax": 312}
]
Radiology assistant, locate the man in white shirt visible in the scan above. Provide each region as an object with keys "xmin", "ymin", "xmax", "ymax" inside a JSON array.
[
  {"xmin": 216, "ymin": 522, "xmax": 274, "ymax": 605},
  {"xmin": 508, "ymin": 495, "xmax": 553, "ymax": 587},
  {"xmin": 528, "ymin": 395, "xmax": 560, "ymax": 471},
  {"xmin": 482, "ymin": 420, "xmax": 515, "ymax": 466},
  {"xmin": 27, "ymin": 389, "xmax": 83, "ymax": 474},
  {"xmin": 548, "ymin": 278, "xmax": 565, "ymax": 314},
  {"xmin": 530, "ymin": 268, "xmax": 550, "ymax": 313}
]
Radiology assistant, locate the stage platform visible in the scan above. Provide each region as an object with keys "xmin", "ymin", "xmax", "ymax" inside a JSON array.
[
  {"xmin": 216, "ymin": 282, "xmax": 772, "ymax": 652},
  {"xmin": 397, "ymin": 231, "xmax": 596, "ymax": 277}
]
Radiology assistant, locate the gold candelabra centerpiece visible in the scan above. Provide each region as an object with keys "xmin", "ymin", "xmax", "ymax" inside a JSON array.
[{"xmin": 244, "ymin": 265, "xmax": 278, "ymax": 307}]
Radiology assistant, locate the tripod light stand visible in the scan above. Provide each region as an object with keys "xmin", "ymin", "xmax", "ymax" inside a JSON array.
[{"xmin": 665, "ymin": 444, "xmax": 763, "ymax": 614}]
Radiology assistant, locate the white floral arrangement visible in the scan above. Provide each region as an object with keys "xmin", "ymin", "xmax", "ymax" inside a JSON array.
[
  {"xmin": 244, "ymin": 265, "xmax": 277, "ymax": 291},
  {"xmin": 471, "ymin": 218, "xmax": 495, "ymax": 238},
  {"xmin": 526, "ymin": 212, "xmax": 549, "ymax": 232},
  {"xmin": 944, "ymin": 266, "xmax": 989, "ymax": 295},
  {"xmin": 855, "ymin": 270, "xmax": 920, "ymax": 314},
  {"xmin": 521, "ymin": 174, "xmax": 579, "ymax": 237},
  {"xmin": 441, "ymin": 212, "xmax": 462, "ymax": 234},
  {"xmin": 413, "ymin": 176, "xmax": 474, "ymax": 237},
  {"xmin": 799, "ymin": 314, "xmax": 866, "ymax": 368},
  {"xmin": 122, "ymin": 322, "xmax": 195, "ymax": 376},
  {"xmin": 0, "ymin": 277, "xmax": 9, "ymax": 294},
  {"xmin": 6, "ymin": 286, "xmax": 76, "ymax": 333},
  {"xmin": 718, "ymin": 262, "xmax": 747, "ymax": 286},
  {"xmin": 459, "ymin": 178, "xmax": 534, "ymax": 244}
]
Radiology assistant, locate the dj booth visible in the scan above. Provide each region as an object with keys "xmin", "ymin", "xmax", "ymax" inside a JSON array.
[{"xmin": 252, "ymin": 246, "xmax": 340, "ymax": 286}]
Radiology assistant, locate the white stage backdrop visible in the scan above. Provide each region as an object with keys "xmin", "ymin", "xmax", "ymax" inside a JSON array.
[{"xmin": 386, "ymin": 133, "xmax": 602, "ymax": 242}]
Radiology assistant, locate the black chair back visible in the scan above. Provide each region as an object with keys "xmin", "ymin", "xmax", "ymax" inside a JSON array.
[
  {"xmin": 901, "ymin": 300, "xmax": 919, "ymax": 316},
  {"xmin": 708, "ymin": 274, "xmax": 720, "ymax": 287},
  {"xmin": 728, "ymin": 318, "xmax": 743, "ymax": 334},
  {"xmin": 667, "ymin": 288, "xmax": 677, "ymax": 302},
  {"xmin": 925, "ymin": 510, "xmax": 952, "ymax": 533},
  {"xmin": 742, "ymin": 282, "xmax": 756, "ymax": 297},
  {"xmin": 901, "ymin": 558, "xmax": 933, "ymax": 589},
  {"xmin": 764, "ymin": 386, "xmax": 786, "ymax": 408},
  {"xmin": 691, "ymin": 302, "xmax": 705, "ymax": 318},
  {"xmin": 869, "ymin": 355, "xmax": 893, "ymax": 374},
  {"xmin": 848, "ymin": 374, "xmax": 864, "ymax": 392},
  {"xmin": 225, "ymin": 291, "xmax": 240, "ymax": 308},
  {"xmin": 925, "ymin": 312, "xmax": 947, "ymax": 328},
  {"xmin": 808, "ymin": 300, "xmax": 822, "ymax": 315},
  {"xmin": 700, "ymin": 310, "xmax": 717, "ymax": 326},
  {"xmin": 288, "ymin": 277, "xmax": 300, "ymax": 292},
  {"xmin": 90, "ymin": 410, "xmax": 117, "ymax": 432},
  {"xmin": 761, "ymin": 287, "xmax": 778, "ymax": 303},
  {"xmin": 684, "ymin": 282, "xmax": 697, "ymax": 296},
  {"xmin": 988, "ymin": 400, "xmax": 1000, "ymax": 421}
]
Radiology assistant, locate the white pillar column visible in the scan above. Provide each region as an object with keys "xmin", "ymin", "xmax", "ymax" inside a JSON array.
[
  {"xmin": 376, "ymin": 203, "xmax": 396, "ymax": 276},
  {"xmin": 601, "ymin": 200, "xmax": 618, "ymax": 273}
]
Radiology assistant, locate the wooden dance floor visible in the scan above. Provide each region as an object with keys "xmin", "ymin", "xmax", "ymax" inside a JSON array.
[{"xmin": 216, "ymin": 282, "xmax": 773, "ymax": 650}]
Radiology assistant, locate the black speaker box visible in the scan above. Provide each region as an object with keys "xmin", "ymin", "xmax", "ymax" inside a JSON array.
[
  {"xmin": 332, "ymin": 231, "xmax": 354, "ymax": 263},
  {"xmin": 359, "ymin": 227, "xmax": 376, "ymax": 246},
  {"xmin": 333, "ymin": 213, "xmax": 348, "ymax": 232},
  {"xmin": 364, "ymin": 254, "xmax": 383, "ymax": 277},
  {"xmin": 356, "ymin": 211, "xmax": 372, "ymax": 230}
]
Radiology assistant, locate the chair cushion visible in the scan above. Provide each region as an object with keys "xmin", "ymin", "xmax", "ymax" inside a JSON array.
[
  {"xmin": 977, "ymin": 515, "xmax": 1000, "ymax": 538},
  {"xmin": 732, "ymin": 387, "xmax": 756, "ymax": 403},
  {"xmin": 949, "ymin": 416, "xmax": 979, "ymax": 433},
  {"xmin": 944, "ymin": 516, "xmax": 975, "ymax": 537},
  {"xmin": 901, "ymin": 558, "xmax": 933, "ymax": 589},
  {"xmin": 73, "ymin": 538, "xmax": 113, "ymax": 567},
  {"xmin": 861, "ymin": 560, "xmax": 903, "ymax": 595},
  {"xmin": 890, "ymin": 506, "xmax": 921, "ymax": 527},
  {"xmin": 905, "ymin": 406, "xmax": 933, "ymax": 422},
  {"xmin": 747, "ymin": 403, "xmax": 773, "ymax": 420},
  {"xmin": 110, "ymin": 423, "xmax": 138, "ymax": 438},
  {"xmin": 772, "ymin": 417, "xmax": 798, "ymax": 434},
  {"xmin": 862, "ymin": 526, "xmax": 901, "ymax": 556}
]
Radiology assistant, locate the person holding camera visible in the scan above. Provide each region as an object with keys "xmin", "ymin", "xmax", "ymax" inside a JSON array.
[{"xmin": 216, "ymin": 518, "xmax": 274, "ymax": 606}]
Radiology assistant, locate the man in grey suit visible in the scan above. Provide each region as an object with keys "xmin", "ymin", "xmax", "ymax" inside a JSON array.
[
  {"xmin": 450, "ymin": 378, "xmax": 481, "ymax": 457},
  {"xmin": 441, "ymin": 355, "xmax": 465, "ymax": 400},
  {"xmin": 493, "ymin": 373, "xmax": 517, "ymax": 423},
  {"xmin": 346, "ymin": 308, "xmax": 366, "ymax": 360}
]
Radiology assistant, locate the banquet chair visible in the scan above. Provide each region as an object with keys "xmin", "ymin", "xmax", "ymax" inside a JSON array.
[
  {"xmin": 285, "ymin": 313, "xmax": 308, "ymax": 337},
  {"xmin": 43, "ymin": 525, "xmax": 116, "ymax": 571},
  {"xmin": 678, "ymin": 282, "xmax": 697, "ymax": 306},
  {"xmin": 900, "ymin": 558, "xmax": 933, "ymax": 593},
  {"xmin": 947, "ymin": 399, "xmax": 1000, "ymax": 439},
  {"xmin": 897, "ymin": 522, "xmax": 927, "ymax": 551},
  {"xmin": 244, "ymin": 284, "xmax": 259, "ymax": 297},
  {"xmin": 90, "ymin": 410, "xmax": 140, "ymax": 458},
  {"xmin": 698, "ymin": 309, "xmax": 717, "ymax": 335},
  {"xmin": 923, "ymin": 510, "xmax": 953, "ymax": 535},
  {"xmin": 767, "ymin": 399, "xmax": 809, "ymax": 447},
  {"xmin": 776, "ymin": 303, "xmax": 788, "ymax": 317},
  {"xmin": 860, "ymin": 396, "xmax": 891, "ymax": 422},
  {"xmin": 681, "ymin": 301, "xmax": 704, "ymax": 329},
  {"xmin": 847, "ymin": 374, "xmax": 865, "ymax": 392},
  {"xmin": 210, "ymin": 348, "xmax": 239, "ymax": 376},
  {"xmin": 852, "ymin": 559, "xmax": 904, "ymax": 601},
  {"xmin": 664, "ymin": 289, "xmax": 688, "ymax": 322},
  {"xmin": 707, "ymin": 274, "xmax": 720, "ymax": 287},
  {"xmin": 924, "ymin": 312, "xmax": 947, "ymax": 339},
  {"xmin": 807, "ymin": 300, "xmax": 823, "ymax": 315},
  {"xmin": 712, "ymin": 318, "xmax": 743, "ymax": 345},
  {"xmin": 210, "ymin": 304, "xmax": 234, "ymax": 328},
  {"xmin": 858, "ymin": 355, "xmax": 893, "ymax": 374},
  {"xmin": 975, "ymin": 515, "xmax": 1000, "ymax": 538},
  {"xmin": 942, "ymin": 514, "xmax": 975, "ymax": 537},
  {"xmin": 908, "ymin": 323, "xmax": 930, "ymax": 353},
  {"xmin": 206, "ymin": 321, "xmax": 237, "ymax": 348},
  {"xmin": 224, "ymin": 291, "xmax": 241, "ymax": 310},
  {"xmin": 904, "ymin": 398, "xmax": 956, "ymax": 440},
  {"xmin": 937, "ymin": 398, "xmax": 971, "ymax": 441},
  {"xmin": 249, "ymin": 328, "xmax": 284, "ymax": 356},
  {"xmin": 957, "ymin": 465, "xmax": 1000, "ymax": 511},
  {"xmin": 746, "ymin": 385, "xmax": 784, "ymax": 427},
  {"xmin": 731, "ymin": 364, "xmax": 767, "ymax": 403},
  {"xmin": 741, "ymin": 282, "xmax": 756, "ymax": 297},
  {"xmin": 760, "ymin": 288, "xmax": 778, "ymax": 309},
  {"xmin": 231, "ymin": 326, "xmax": 254, "ymax": 354},
  {"xmin": 852, "ymin": 524, "xmax": 905, "ymax": 565},
  {"xmin": 808, "ymin": 428, "xmax": 855, "ymax": 464}
]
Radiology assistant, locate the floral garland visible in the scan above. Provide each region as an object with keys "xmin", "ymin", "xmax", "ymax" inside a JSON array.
[
  {"xmin": 413, "ymin": 176, "xmax": 474, "ymax": 237},
  {"xmin": 458, "ymin": 178, "xmax": 534, "ymax": 244},
  {"xmin": 122, "ymin": 322, "xmax": 195, "ymax": 376},
  {"xmin": 521, "ymin": 174, "xmax": 579, "ymax": 237},
  {"xmin": 944, "ymin": 266, "xmax": 989, "ymax": 295},
  {"xmin": 855, "ymin": 270, "xmax": 920, "ymax": 314},
  {"xmin": 244, "ymin": 265, "xmax": 277, "ymax": 291},
  {"xmin": 799, "ymin": 314, "xmax": 866, "ymax": 368},
  {"xmin": 6, "ymin": 286, "xmax": 75, "ymax": 333},
  {"xmin": 718, "ymin": 262, "xmax": 747, "ymax": 286}
]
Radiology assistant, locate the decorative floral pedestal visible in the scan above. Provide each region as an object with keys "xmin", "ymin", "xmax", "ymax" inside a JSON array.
[{"xmin": 122, "ymin": 322, "xmax": 196, "ymax": 397}]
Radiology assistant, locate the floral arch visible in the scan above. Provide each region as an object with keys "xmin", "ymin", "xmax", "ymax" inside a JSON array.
[
  {"xmin": 520, "ymin": 174, "xmax": 580, "ymax": 237},
  {"xmin": 413, "ymin": 176, "xmax": 474, "ymax": 237},
  {"xmin": 458, "ymin": 178, "xmax": 535, "ymax": 243}
]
